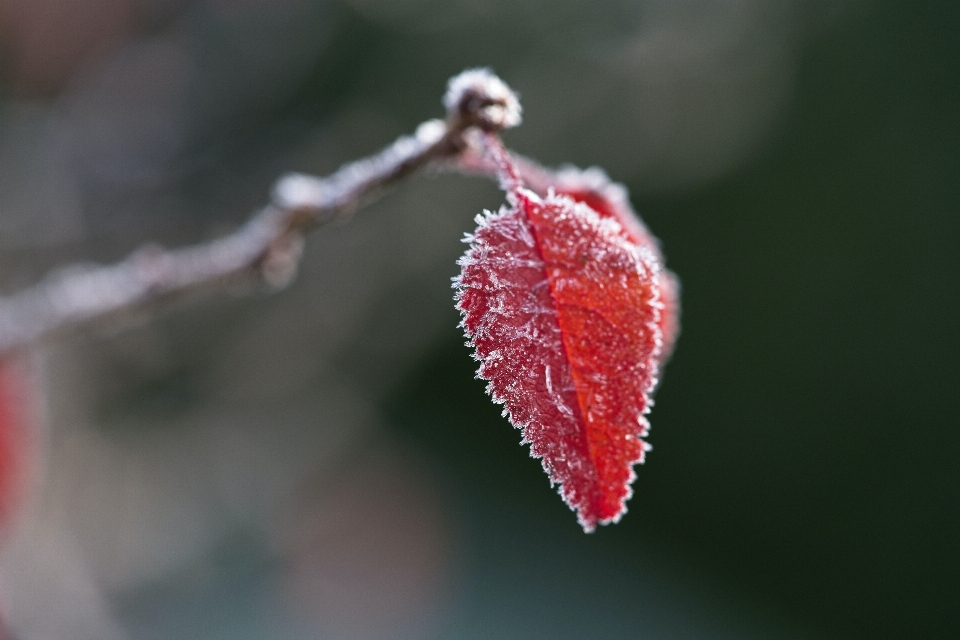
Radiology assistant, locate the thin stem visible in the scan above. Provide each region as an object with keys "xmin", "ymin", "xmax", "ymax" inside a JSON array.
[
  {"xmin": 479, "ymin": 131, "xmax": 524, "ymax": 196},
  {"xmin": 0, "ymin": 69, "xmax": 520, "ymax": 354}
]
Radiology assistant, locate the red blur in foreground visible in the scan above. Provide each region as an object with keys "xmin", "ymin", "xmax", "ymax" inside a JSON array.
[
  {"xmin": 455, "ymin": 139, "xmax": 678, "ymax": 532},
  {"xmin": 0, "ymin": 357, "xmax": 32, "ymax": 536}
]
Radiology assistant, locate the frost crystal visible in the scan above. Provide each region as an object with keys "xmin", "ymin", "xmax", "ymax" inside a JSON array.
[{"xmin": 444, "ymin": 68, "xmax": 522, "ymax": 132}]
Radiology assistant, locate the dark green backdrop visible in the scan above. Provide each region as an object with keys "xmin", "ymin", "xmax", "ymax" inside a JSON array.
[{"xmin": 379, "ymin": 3, "xmax": 959, "ymax": 639}]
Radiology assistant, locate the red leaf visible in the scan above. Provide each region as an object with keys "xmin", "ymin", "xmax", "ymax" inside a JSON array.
[{"xmin": 455, "ymin": 137, "xmax": 677, "ymax": 531}]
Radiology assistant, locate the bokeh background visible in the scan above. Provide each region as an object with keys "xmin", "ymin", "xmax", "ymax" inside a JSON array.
[{"xmin": 0, "ymin": 1, "xmax": 957, "ymax": 639}]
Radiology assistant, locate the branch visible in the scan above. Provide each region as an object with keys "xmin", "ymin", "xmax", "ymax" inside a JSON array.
[{"xmin": 0, "ymin": 69, "xmax": 521, "ymax": 354}]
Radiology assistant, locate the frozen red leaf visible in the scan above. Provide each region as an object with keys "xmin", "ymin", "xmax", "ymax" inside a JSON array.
[{"xmin": 455, "ymin": 136, "xmax": 678, "ymax": 531}]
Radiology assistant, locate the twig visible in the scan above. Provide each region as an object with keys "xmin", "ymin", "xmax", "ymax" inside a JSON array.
[{"xmin": 0, "ymin": 69, "xmax": 521, "ymax": 354}]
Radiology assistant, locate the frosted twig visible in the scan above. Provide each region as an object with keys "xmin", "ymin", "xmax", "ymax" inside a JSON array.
[{"xmin": 0, "ymin": 68, "xmax": 521, "ymax": 354}]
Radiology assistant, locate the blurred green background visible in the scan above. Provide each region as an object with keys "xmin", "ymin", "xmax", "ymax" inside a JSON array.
[
  {"xmin": 0, "ymin": 1, "xmax": 957, "ymax": 639},
  {"xmin": 383, "ymin": 2, "xmax": 960, "ymax": 639}
]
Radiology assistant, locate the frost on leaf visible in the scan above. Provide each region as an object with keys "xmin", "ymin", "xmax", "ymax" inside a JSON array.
[
  {"xmin": 513, "ymin": 159, "xmax": 680, "ymax": 365},
  {"xmin": 454, "ymin": 137, "xmax": 678, "ymax": 532}
]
